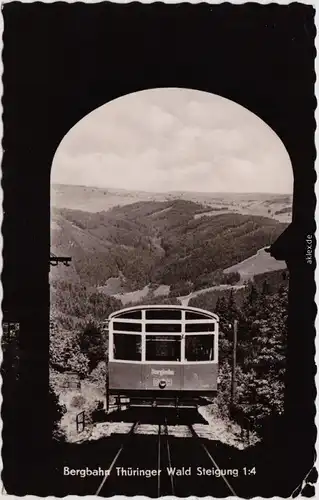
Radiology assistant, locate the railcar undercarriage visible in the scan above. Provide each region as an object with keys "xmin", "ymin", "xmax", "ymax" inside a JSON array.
[{"xmin": 110, "ymin": 390, "xmax": 216, "ymax": 410}]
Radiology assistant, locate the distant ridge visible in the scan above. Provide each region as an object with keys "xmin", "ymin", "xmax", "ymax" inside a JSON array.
[
  {"xmin": 52, "ymin": 182, "xmax": 292, "ymax": 197},
  {"xmin": 51, "ymin": 183, "xmax": 292, "ymax": 223}
]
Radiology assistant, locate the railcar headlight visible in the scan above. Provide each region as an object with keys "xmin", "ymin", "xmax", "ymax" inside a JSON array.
[{"xmin": 159, "ymin": 380, "xmax": 166, "ymax": 389}]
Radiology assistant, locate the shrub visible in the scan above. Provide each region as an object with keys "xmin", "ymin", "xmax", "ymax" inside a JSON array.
[
  {"xmin": 49, "ymin": 386, "xmax": 66, "ymax": 441},
  {"xmin": 88, "ymin": 361, "xmax": 107, "ymax": 394},
  {"xmin": 50, "ymin": 330, "xmax": 90, "ymax": 378},
  {"xmin": 70, "ymin": 395, "xmax": 86, "ymax": 408}
]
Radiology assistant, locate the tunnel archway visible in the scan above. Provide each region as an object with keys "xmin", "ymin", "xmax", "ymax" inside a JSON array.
[{"xmin": 50, "ymin": 87, "xmax": 293, "ymax": 300}]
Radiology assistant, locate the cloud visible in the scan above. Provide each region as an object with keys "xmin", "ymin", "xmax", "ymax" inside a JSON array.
[{"xmin": 52, "ymin": 88, "xmax": 293, "ymax": 194}]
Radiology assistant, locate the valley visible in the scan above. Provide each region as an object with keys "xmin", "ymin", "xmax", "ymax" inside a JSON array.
[
  {"xmin": 51, "ymin": 199, "xmax": 288, "ymax": 289},
  {"xmin": 50, "ymin": 186, "xmax": 289, "ymax": 323}
]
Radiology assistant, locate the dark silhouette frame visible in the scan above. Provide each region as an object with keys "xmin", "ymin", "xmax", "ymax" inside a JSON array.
[{"xmin": 2, "ymin": 3, "xmax": 315, "ymax": 496}]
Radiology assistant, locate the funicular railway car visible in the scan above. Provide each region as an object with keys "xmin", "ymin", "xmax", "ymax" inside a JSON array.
[{"xmin": 107, "ymin": 305, "xmax": 219, "ymax": 408}]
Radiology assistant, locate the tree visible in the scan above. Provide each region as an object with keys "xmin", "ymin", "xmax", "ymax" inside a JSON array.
[
  {"xmin": 237, "ymin": 285, "xmax": 288, "ymax": 425},
  {"xmin": 125, "ymin": 296, "xmax": 181, "ymax": 307},
  {"xmin": 51, "ymin": 280, "xmax": 122, "ymax": 323},
  {"xmin": 169, "ymin": 281, "xmax": 193, "ymax": 297},
  {"xmin": 49, "ymin": 386, "xmax": 66, "ymax": 441},
  {"xmin": 246, "ymin": 282, "xmax": 259, "ymax": 307},
  {"xmin": 221, "ymin": 271, "xmax": 241, "ymax": 285},
  {"xmin": 79, "ymin": 319, "xmax": 107, "ymax": 372},
  {"xmin": 261, "ymin": 280, "xmax": 270, "ymax": 296},
  {"xmin": 215, "ymin": 281, "xmax": 288, "ymax": 433},
  {"xmin": 216, "ymin": 291, "xmax": 242, "ymax": 340}
]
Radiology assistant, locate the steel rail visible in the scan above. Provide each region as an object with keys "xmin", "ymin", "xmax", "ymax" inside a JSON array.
[
  {"xmin": 164, "ymin": 418, "xmax": 175, "ymax": 496},
  {"xmin": 188, "ymin": 425, "xmax": 237, "ymax": 497},
  {"xmin": 157, "ymin": 424, "xmax": 162, "ymax": 497},
  {"xmin": 95, "ymin": 421, "xmax": 139, "ymax": 496}
]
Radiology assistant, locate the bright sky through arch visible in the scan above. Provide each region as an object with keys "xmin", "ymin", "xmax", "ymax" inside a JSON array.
[{"xmin": 51, "ymin": 88, "xmax": 293, "ymax": 194}]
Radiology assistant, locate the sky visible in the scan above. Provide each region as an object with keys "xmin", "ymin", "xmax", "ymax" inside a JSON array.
[{"xmin": 51, "ymin": 88, "xmax": 293, "ymax": 194}]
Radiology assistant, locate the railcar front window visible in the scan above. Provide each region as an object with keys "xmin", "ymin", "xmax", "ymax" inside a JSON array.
[
  {"xmin": 146, "ymin": 335, "xmax": 181, "ymax": 361},
  {"xmin": 146, "ymin": 309, "xmax": 181, "ymax": 320},
  {"xmin": 113, "ymin": 333, "xmax": 142, "ymax": 361},
  {"xmin": 146, "ymin": 323, "xmax": 182, "ymax": 333},
  {"xmin": 186, "ymin": 311, "xmax": 211, "ymax": 320},
  {"xmin": 185, "ymin": 334, "xmax": 215, "ymax": 361}
]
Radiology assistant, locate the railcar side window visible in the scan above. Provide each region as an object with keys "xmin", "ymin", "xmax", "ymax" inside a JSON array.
[
  {"xmin": 146, "ymin": 309, "xmax": 181, "ymax": 320},
  {"xmin": 185, "ymin": 323, "xmax": 215, "ymax": 333},
  {"xmin": 146, "ymin": 335, "xmax": 181, "ymax": 361},
  {"xmin": 113, "ymin": 322, "xmax": 142, "ymax": 332},
  {"xmin": 185, "ymin": 334, "xmax": 215, "ymax": 361},
  {"xmin": 113, "ymin": 333, "xmax": 142, "ymax": 361}
]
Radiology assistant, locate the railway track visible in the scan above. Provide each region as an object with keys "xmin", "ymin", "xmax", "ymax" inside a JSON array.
[
  {"xmin": 95, "ymin": 420, "xmax": 175, "ymax": 497},
  {"xmin": 188, "ymin": 424, "xmax": 237, "ymax": 497},
  {"xmin": 95, "ymin": 421, "xmax": 237, "ymax": 497}
]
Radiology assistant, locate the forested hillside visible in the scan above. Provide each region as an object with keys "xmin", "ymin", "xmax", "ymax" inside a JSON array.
[{"xmin": 51, "ymin": 200, "xmax": 287, "ymax": 293}]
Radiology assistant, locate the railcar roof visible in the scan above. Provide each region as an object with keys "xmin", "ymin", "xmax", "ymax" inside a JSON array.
[{"xmin": 109, "ymin": 304, "xmax": 219, "ymax": 321}]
